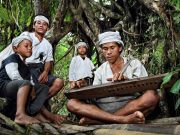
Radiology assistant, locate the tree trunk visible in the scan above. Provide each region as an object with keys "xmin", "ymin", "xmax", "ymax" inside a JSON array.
[{"xmin": 34, "ymin": 0, "xmax": 51, "ymax": 20}]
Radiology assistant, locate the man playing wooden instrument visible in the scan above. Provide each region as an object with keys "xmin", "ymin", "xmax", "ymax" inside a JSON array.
[{"xmin": 67, "ymin": 31, "xmax": 160, "ymax": 125}]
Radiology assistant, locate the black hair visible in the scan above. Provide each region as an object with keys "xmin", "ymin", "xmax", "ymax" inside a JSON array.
[{"xmin": 101, "ymin": 29, "xmax": 117, "ymax": 33}]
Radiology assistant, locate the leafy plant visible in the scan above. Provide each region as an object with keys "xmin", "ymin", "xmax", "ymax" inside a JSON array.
[{"xmin": 161, "ymin": 67, "xmax": 180, "ymax": 110}]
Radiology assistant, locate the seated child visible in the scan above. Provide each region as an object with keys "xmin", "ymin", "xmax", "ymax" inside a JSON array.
[
  {"xmin": 69, "ymin": 42, "xmax": 95, "ymax": 88},
  {"xmin": 0, "ymin": 32, "xmax": 65, "ymax": 125}
]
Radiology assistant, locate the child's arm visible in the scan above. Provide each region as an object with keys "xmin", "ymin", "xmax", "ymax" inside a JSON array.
[{"xmin": 5, "ymin": 63, "xmax": 23, "ymax": 80}]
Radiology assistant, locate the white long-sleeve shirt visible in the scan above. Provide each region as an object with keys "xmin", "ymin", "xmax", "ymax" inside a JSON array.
[{"xmin": 69, "ymin": 55, "xmax": 95, "ymax": 81}]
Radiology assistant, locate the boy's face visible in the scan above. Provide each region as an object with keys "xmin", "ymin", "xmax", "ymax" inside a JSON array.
[
  {"xmin": 101, "ymin": 42, "xmax": 122, "ymax": 64},
  {"xmin": 33, "ymin": 20, "xmax": 48, "ymax": 35},
  {"xmin": 77, "ymin": 46, "xmax": 87, "ymax": 55},
  {"xmin": 13, "ymin": 40, "xmax": 32, "ymax": 59}
]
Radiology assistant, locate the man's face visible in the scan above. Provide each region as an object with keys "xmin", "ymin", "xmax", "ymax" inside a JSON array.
[
  {"xmin": 101, "ymin": 42, "xmax": 122, "ymax": 64},
  {"xmin": 77, "ymin": 46, "xmax": 87, "ymax": 55},
  {"xmin": 33, "ymin": 20, "xmax": 48, "ymax": 35}
]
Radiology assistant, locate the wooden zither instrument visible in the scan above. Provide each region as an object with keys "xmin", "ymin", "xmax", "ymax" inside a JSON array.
[{"xmin": 65, "ymin": 73, "xmax": 179, "ymax": 100}]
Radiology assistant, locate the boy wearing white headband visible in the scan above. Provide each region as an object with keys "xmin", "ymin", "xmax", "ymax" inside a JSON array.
[
  {"xmin": 69, "ymin": 42, "xmax": 95, "ymax": 88},
  {"xmin": 0, "ymin": 32, "xmax": 41, "ymax": 125},
  {"xmin": 67, "ymin": 31, "xmax": 159, "ymax": 125}
]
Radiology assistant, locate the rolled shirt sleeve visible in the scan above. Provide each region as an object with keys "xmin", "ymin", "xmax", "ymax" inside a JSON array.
[
  {"xmin": 5, "ymin": 63, "xmax": 23, "ymax": 80},
  {"xmin": 128, "ymin": 59, "xmax": 148, "ymax": 78},
  {"xmin": 45, "ymin": 41, "xmax": 54, "ymax": 62}
]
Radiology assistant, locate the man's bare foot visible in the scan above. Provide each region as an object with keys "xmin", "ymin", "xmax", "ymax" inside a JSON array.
[
  {"xmin": 79, "ymin": 117, "xmax": 103, "ymax": 125},
  {"xmin": 122, "ymin": 111, "xmax": 145, "ymax": 124},
  {"xmin": 79, "ymin": 111, "xmax": 144, "ymax": 125},
  {"xmin": 48, "ymin": 113, "xmax": 66, "ymax": 125},
  {"xmin": 14, "ymin": 114, "xmax": 40, "ymax": 125},
  {"xmin": 34, "ymin": 113, "xmax": 50, "ymax": 123}
]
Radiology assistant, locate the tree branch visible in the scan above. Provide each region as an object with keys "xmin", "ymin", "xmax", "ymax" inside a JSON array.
[
  {"xmin": 69, "ymin": 1, "xmax": 96, "ymax": 45},
  {"xmin": 54, "ymin": 45, "xmax": 74, "ymax": 65},
  {"xmin": 79, "ymin": 0, "xmax": 100, "ymax": 36},
  {"xmin": 46, "ymin": 0, "xmax": 74, "ymax": 46},
  {"xmin": 89, "ymin": 0, "xmax": 122, "ymax": 19}
]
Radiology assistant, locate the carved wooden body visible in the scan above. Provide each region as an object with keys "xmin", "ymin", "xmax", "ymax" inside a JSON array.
[{"xmin": 65, "ymin": 73, "xmax": 178, "ymax": 99}]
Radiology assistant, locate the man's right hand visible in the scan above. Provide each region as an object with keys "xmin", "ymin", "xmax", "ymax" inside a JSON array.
[{"xmin": 107, "ymin": 72, "xmax": 129, "ymax": 82}]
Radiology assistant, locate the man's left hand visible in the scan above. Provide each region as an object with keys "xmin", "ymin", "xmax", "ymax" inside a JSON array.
[{"xmin": 76, "ymin": 79, "xmax": 87, "ymax": 88}]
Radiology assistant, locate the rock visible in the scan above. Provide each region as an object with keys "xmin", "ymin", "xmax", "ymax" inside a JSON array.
[{"xmin": 93, "ymin": 129, "xmax": 166, "ymax": 135}]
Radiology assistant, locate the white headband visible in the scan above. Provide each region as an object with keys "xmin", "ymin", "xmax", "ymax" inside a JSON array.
[
  {"xmin": 34, "ymin": 15, "xmax": 49, "ymax": 25},
  {"xmin": 75, "ymin": 42, "xmax": 88, "ymax": 49},
  {"xmin": 11, "ymin": 32, "xmax": 32, "ymax": 47},
  {"xmin": 98, "ymin": 31, "xmax": 124, "ymax": 47},
  {"xmin": 0, "ymin": 32, "xmax": 32, "ymax": 68}
]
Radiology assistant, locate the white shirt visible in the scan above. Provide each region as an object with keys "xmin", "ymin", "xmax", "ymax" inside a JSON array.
[
  {"xmin": 92, "ymin": 57, "xmax": 148, "ymax": 107},
  {"xmin": 69, "ymin": 55, "xmax": 95, "ymax": 81},
  {"xmin": 6, "ymin": 54, "xmax": 24, "ymax": 80},
  {"xmin": 93, "ymin": 57, "xmax": 148, "ymax": 85},
  {"xmin": 5, "ymin": 54, "xmax": 34, "ymax": 85},
  {"xmin": 26, "ymin": 32, "xmax": 53, "ymax": 64}
]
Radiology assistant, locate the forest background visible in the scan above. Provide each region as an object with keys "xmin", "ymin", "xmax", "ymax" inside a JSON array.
[{"xmin": 0, "ymin": 0, "xmax": 179, "ymax": 116}]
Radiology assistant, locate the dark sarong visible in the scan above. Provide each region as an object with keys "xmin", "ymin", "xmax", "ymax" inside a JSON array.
[{"xmin": 28, "ymin": 63, "xmax": 56, "ymax": 86}]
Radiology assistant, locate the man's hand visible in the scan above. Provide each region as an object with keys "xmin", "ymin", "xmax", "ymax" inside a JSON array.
[
  {"xmin": 70, "ymin": 80, "xmax": 87, "ymax": 89},
  {"xmin": 76, "ymin": 79, "xmax": 87, "ymax": 88},
  {"xmin": 38, "ymin": 70, "xmax": 48, "ymax": 83},
  {"xmin": 107, "ymin": 72, "xmax": 129, "ymax": 82},
  {"xmin": 70, "ymin": 81, "xmax": 76, "ymax": 89}
]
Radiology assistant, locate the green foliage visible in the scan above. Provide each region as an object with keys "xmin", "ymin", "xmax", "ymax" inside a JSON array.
[
  {"xmin": 173, "ymin": 13, "xmax": 180, "ymax": 24},
  {"xmin": 175, "ymin": 98, "xmax": 180, "ymax": 110},
  {"xmin": 19, "ymin": 4, "xmax": 33, "ymax": 28},
  {"xmin": 171, "ymin": 79, "xmax": 180, "ymax": 94},
  {"xmin": 161, "ymin": 67, "xmax": 180, "ymax": 88},
  {"xmin": 58, "ymin": 105, "xmax": 69, "ymax": 116},
  {"xmin": 171, "ymin": 0, "xmax": 180, "ymax": 33},
  {"xmin": 161, "ymin": 67, "xmax": 180, "ymax": 110},
  {"xmin": 172, "ymin": 12, "xmax": 180, "ymax": 34},
  {"xmin": 64, "ymin": 12, "xmax": 73, "ymax": 22},
  {"xmin": 0, "ymin": 45, "xmax": 6, "ymax": 52},
  {"xmin": 148, "ymin": 41, "xmax": 164, "ymax": 74},
  {"xmin": 53, "ymin": 33, "xmax": 75, "ymax": 80},
  {"xmin": 161, "ymin": 72, "xmax": 174, "ymax": 88},
  {"xmin": 0, "ymin": 5, "xmax": 13, "ymax": 23},
  {"xmin": 54, "ymin": 44, "xmax": 72, "ymax": 80},
  {"xmin": 48, "ymin": 0, "xmax": 60, "ymax": 17},
  {"xmin": 0, "ymin": 0, "xmax": 34, "ymax": 48},
  {"xmin": 171, "ymin": 0, "xmax": 180, "ymax": 9}
]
